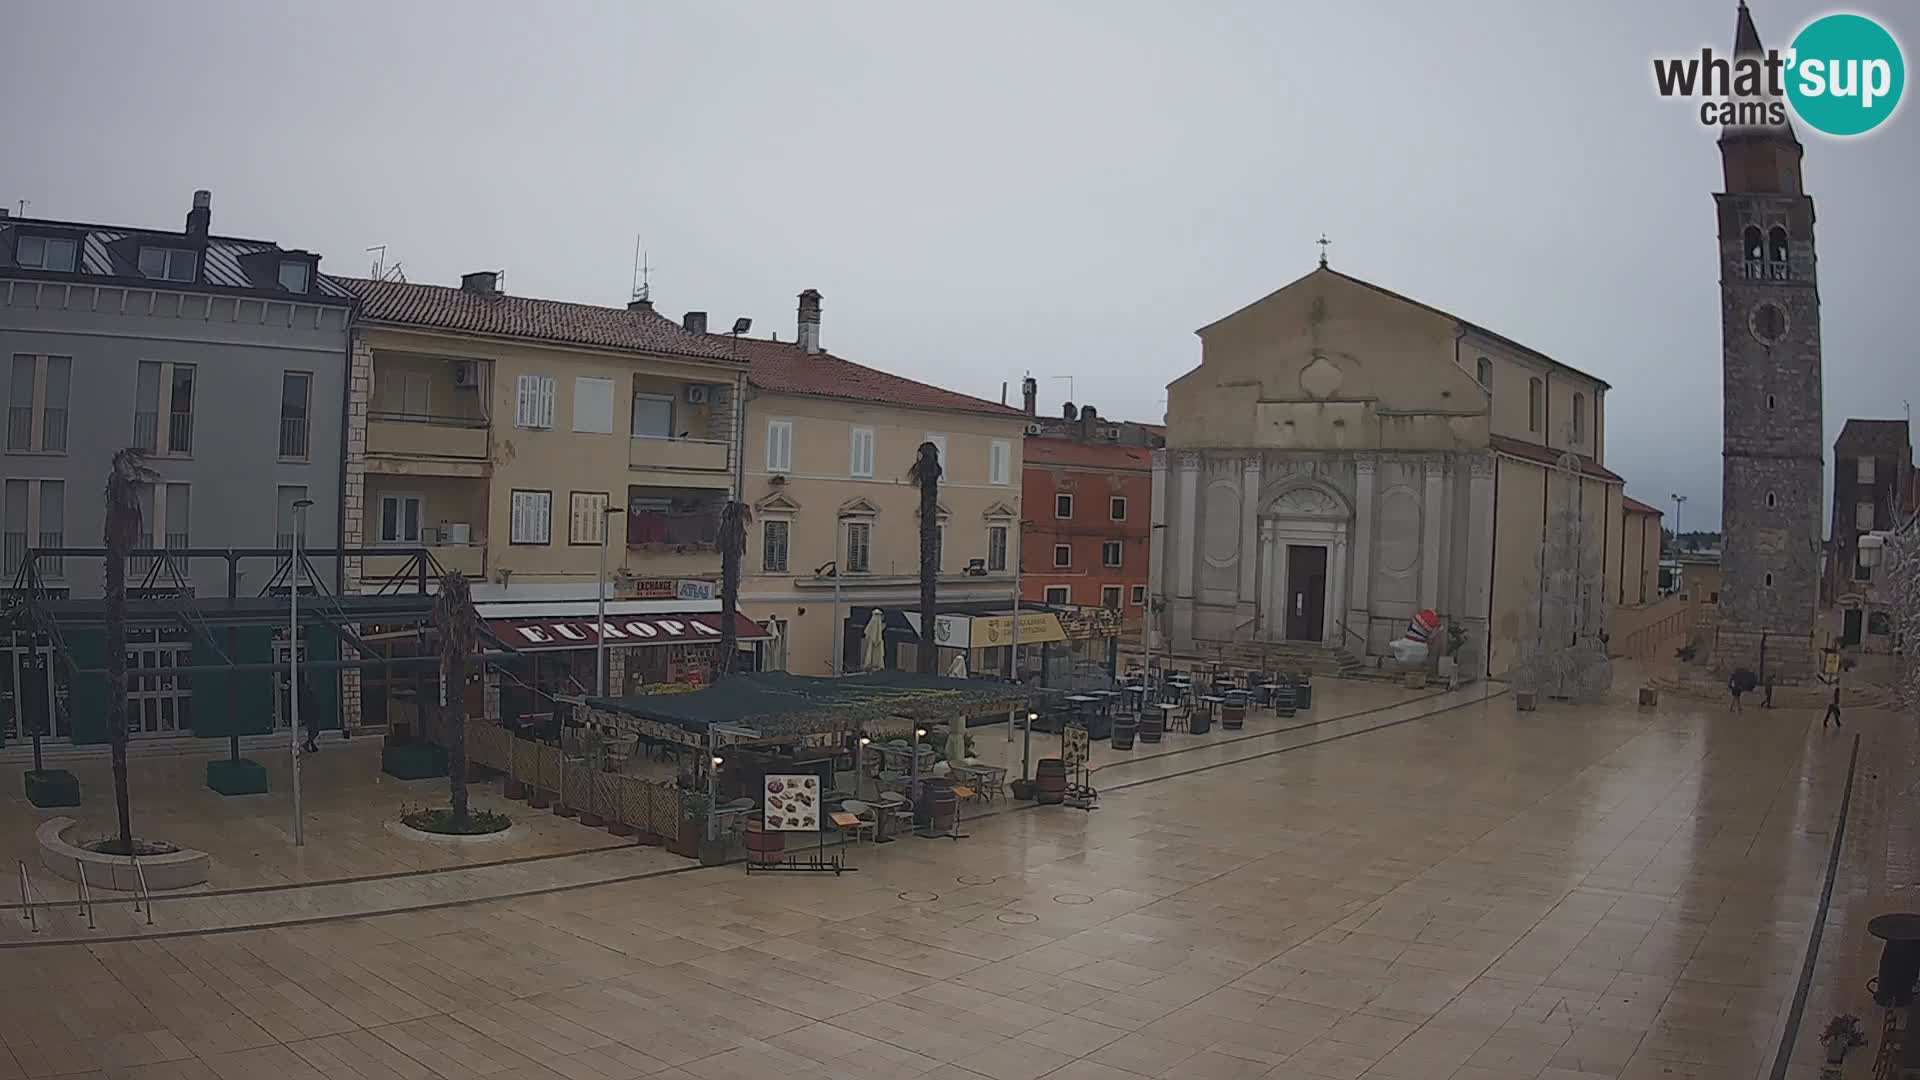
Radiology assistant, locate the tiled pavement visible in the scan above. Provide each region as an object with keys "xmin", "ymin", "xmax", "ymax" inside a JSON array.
[{"xmin": 1, "ymin": 677, "xmax": 1896, "ymax": 1079}]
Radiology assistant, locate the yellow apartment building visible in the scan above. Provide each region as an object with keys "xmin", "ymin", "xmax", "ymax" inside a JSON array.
[{"xmin": 725, "ymin": 290, "xmax": 1033, "ymax": 676}]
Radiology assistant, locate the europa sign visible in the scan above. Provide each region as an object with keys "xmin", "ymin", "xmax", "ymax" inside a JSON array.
[{"xmin": 493, "ymin": 615, "xmax": 724, "ymax": 648}]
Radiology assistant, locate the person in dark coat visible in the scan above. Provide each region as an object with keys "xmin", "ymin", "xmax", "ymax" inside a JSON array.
[
  {"xmin": 1728, "ymin": 668, "xmax": 1757, "ymax": 712},
  {"xmin": 1819, "ymin": 671, "xmax": 1843, "ymax": 729}
]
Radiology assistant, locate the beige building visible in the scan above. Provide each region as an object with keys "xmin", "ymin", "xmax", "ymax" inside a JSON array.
[
  {"xmin": 1151, "ymin": 262, "xmax": 1648, "ymax": 677},
  {"xmin": 730, "ymin": 291, "xmax": 1031, "ymax": 676}
]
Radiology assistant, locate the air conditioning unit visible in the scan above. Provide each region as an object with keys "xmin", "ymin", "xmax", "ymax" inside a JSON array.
[
  {"xmin": 1104, "ymin": 426, "xmax": 1121, "ymax": 440},
  {"xmin": 1024, "ymin": 423, "xmax": 1041, "ymax": 436},
  {"xmin": 685, "ymin": 384, "xmax": 710, "ymax": 404},
  {"xmin": 453, "ymin": 361, "xmax": 480, "ymax": 388}
]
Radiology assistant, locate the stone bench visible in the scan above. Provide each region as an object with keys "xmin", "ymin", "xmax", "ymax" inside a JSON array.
[{"xmin": 35, "ymin": 817, "xmax": 210, "ymax": 891}]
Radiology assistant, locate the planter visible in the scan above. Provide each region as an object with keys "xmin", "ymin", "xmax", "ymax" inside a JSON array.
[
  {"xmin": 1516, "ymin": 690, "xmax": 1538, "ymax": 712},
  {"xmin": 381, "ymin": 743, "xmax": 448, "ymax": 781},
  {"xmin": 744, "ymin": 820, "xmax": 785, "ymax": 867},
  {"xmin": 1638, "ymin": 686, "xmax": 1659, "ymax": 707},
  {"xmin": 528, "ymin": 789, "xmax": 552, "ymax": 809},
  {"xmin": 669, "ymin": 819, "xmax": 702, "ymax": 859},
  {"xmin": 1826, "ymin": 1041, "xmax": 1847, "ymax": 1065},
  {"xmin": 1111, "ymin": 716, "xmax": 1137, "ymax": 750},
  {"xmin": 1034, "ymin": 759, "xmax": 1067, "ymax": 805},
  {"xmin": 916, "ymin": 778, "xmax": 959, "ymax": 835},
  {"xmin": 503, "ymin": 777, "xmax": 526, "ymax": 800},
  {"xmin": 554, "ymin": 803, "xmax": 580, "ymax": 819},
  {"xmin": 205, "ymin": 758, "xmax": 270, "ymax": 796},
  {"xmin": 1294, "ymin": 679, "xmax": 1313, "ymax": 710},
  {"xmin": 579, "ymin": 812, "xmax": 605, "ymax": 827},
  {"xmin": 1220, "ymin": 704, "xmax": 1246, "ymax": 731},
  {"xmin": 37, "ymin": 818, "xmax": 209, "ymax": 890},
  {"xmin": 24, "ymin": 769, "xmax": 81, "ymax": 808},
  {"xmin": 1189, "ymin": 710, "xmax": 1211, "ymax": 735},
  {"xmin": 697, "ymin": 839, "xmax": 730, "ymax": 866},
  {"xmin": 1403, "ymin": 671, "xmax": 1427, "ymax": 690},
  {"xmin": 1009, "ymin": 778, "xmax": 1036, "ymax": 801}
]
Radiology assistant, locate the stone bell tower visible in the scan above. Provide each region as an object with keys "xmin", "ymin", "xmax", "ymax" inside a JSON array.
[{"xmin": 1714, "ymin": 2, "xmax": 1824, "ymax": 682}]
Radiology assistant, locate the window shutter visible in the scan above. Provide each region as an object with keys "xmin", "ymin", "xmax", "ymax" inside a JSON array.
[
  {"xmin": 538, "ymin": 377, "xmax": 556, "ymax": 429},
  {"xmin": 514, "ymin": 375, "xmax": 534, "ymax": 427}
]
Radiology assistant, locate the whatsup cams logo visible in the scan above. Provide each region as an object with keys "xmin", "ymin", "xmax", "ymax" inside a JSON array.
[{"xmin": 1654, "ymin": 12, "xmax": 1906, "ymax": 136}]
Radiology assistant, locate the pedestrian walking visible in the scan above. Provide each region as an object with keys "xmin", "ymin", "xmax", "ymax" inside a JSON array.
[
  {"xmin": 1821, "ymin": 672, "xmax": 1843, "ymax": 729},
  {"xmin": 1728, "ymin": 668, "xmax": 1756, "ymax": 712}
]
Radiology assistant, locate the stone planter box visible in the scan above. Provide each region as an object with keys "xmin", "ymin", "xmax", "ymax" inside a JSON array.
[
  {"xmin": 1403, "ymin": 671, "xmax": 1427, "ymax": 690},
  {"xmin": 381, "ymin": 743, "xmax": 448, "ymax": 781},
  {"xmin": 1638, "ymin": 686, "xmax": 1659, "ymax": 707},
  {"xmin": 24, "ymin": 769, "xmax": 81, "ymax": 807},
  {"xmin": 1516, "ymin": 690, "xmax": 1538, "ymax": 711},
  {"xmin": 206, "ymin": 758, "xmax": 269, "ymax": 796},
  {"xmin": 37, "ymin": 817, "xmax": 209, "ymax": 890},
  {"xmin": 382, "ymin": 818, "xmax": 515, "ymax": 845}
]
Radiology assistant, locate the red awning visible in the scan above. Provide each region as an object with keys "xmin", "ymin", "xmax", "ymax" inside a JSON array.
[{"xmin": 489, "ymin": 611, "xmax": 770, "ymax": 651}]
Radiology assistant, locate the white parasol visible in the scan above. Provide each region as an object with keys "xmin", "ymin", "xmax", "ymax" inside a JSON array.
[{"xmin": 861, "ymin": 609, "xmax": 886, "ymax": 671}]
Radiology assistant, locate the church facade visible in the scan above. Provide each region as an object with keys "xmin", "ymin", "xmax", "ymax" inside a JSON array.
[{"xmin": 1148, "ymin": 264, "xmax": 1630, "ymax": 678}]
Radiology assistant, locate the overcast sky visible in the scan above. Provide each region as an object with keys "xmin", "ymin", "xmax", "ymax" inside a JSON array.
[{"xmin": 6, "ymin": 0, "xmax": 1914, "ymax": 531}]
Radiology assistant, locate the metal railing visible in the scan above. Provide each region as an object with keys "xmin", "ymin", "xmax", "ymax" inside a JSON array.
[
  {"xmin": 133, "ymin": 410, "xmax": 159, "ymax": 452},
  {"xmin": 168, "ymin": 411, "xmax": 193, "ymax": 455},
  {"xmin": 16, "ymin": 860, "xmax": 38, "ymax": 933},
  {"xmin": 130, "ymin": 856, "xmax": 153, "ymax": 926},
  {"xmin": 279, "ymin": 415, "xmax": 309, "ymax": 459},
  {"xmin": 74, "ymin": 859, "xmax": 95, "ymax": 930},
  {"xmin": 40, "ymin": 407, "xmax": 67, "ymax": 452},
  {"xmin": 35, "ymin": 531, "xmax": 62, "ymax": 577},
  {"xmin": 368, "ymin": 410, "xmax": 487, "ymax": 427},
  {"xmin": 1, "ymin": 531, "xmax": 24, "ymax": 579},
  {"xmin": 5, "ymin": 406, "xmax": 30, "ymax": 450}
]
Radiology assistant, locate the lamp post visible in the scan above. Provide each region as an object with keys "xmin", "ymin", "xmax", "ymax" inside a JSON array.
[
  {"xmin": 289, "ymin": 498, "xmax": 314, "ymax": 848},
  {"xmin": 817, "ymin": 557, "xmax": 844, "ymax": 677},
  {"xmin": 1669, "ymin": 493, "xmax": 1686, "ymax": 552},
  {"xmin": 707, "ymin": 753, "xmax": 723, "ymax": 842},
  {"xmin": 857, "ymin": 736, "xmax": 871, "ymax": 801},
  {"xmin": 595, "ymin": 505, "xmax": 624, "ymax": 696}
]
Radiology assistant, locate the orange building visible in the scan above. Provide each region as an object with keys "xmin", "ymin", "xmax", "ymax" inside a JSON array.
[{"xmin": 1021, "ymin": 438, "xmax": 1154, "ymax": 628}]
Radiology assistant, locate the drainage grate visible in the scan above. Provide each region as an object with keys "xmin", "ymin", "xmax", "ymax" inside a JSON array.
[
  {"xmin": 898, "ymin": 891, "xmax": 939, "ymax": 903},
  {"xmin": 997, "ymin": 912, "xmax": 1039, "ymax": 924}
]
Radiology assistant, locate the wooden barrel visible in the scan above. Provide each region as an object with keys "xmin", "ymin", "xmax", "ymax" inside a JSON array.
[
  {"xmin": 1273, "ymin": 683, "xmax": 1297, "ymax": 719},
  {"xmin": 1220, "ymin": 704, "xmax": 1245, "ymax": 730},
  {"xmin": 1111, "ymin": 715, "xmax": 1137, "ymax": 750},
  {"xmin": 1295, "ymin": 678, "xmax": 1313, "ymax": 710},
  {"xmin": 916, "ymin": 777, "xmax": 959, "ymax": 833},
  {"xmin": 1034, "ymin": 759, "xmax": 1068, "ymax": 805},
  {"xmin": 1139, "ymin": 711, "xmax": 1165, "ymax": 744},
  {"xmin": 744, "ymin": 820, "xmax": 785, "ymax": 867},
  {"xmin": 1190, "ymin": 706, "xmax": 1211, "ymax": 735}
]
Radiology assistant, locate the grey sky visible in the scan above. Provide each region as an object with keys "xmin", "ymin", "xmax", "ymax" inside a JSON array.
[{"xmin": 7, "ymin": 0, "xmax": 1915, "ymax": 532}]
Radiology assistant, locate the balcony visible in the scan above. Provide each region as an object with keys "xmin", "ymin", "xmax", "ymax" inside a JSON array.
[
  {"xmin": 628, "ymin": 435, "xmax": 730, "ymax": 484},
  {"xmin": 627, "ymin": 508, "xmax": 720, "ymax": 549},
  {"xmin": 6, "ymin": 407, "xmax": 32, "ymax": 451},
  {"xmin": 280, "ymin": 416, "xmax": 309, "ymax": 459},
  {"xmin": 366, "ymin": 413, "xmax": 490, "ymax": 475},
  {"xmin": 363, "ymin": 543, "xmax": 485, "ymax": 583}
]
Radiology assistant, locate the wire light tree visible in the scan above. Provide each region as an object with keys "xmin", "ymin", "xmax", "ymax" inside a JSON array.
[
  {"xmin": 1512, "ymin": 435, "xmax": 1613, "ymax": 702},
  {"xmin": 909, "ymin": 441, "xmax": 942, "ymax": 674}
]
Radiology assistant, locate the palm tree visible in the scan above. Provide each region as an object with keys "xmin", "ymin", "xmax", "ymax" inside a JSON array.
[
  {"xmin": 716, "ymin": 501, "xmax": 752, "ymax": 677},
  {"xmin": 432, "ymin": 572, "xmax": 479, "ymax": 826},
  {"xmin": 103, "ymin": 447, "xmax": 158, "ymax": 855},
  {"xmin": 909, "ymin": 441, "xmax": 942, "ymax": 674}
]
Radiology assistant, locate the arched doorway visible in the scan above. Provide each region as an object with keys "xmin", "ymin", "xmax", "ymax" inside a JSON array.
[{"xmin": 1259, "ymin": 483, "xmax": 1352, "ymax": 644}]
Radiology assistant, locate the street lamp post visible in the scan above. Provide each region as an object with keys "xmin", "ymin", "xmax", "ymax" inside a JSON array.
[
  {"xmin": 1669, "ymin": 493, "xmax": 1686, "ymax": 551},
  {"xmin": 289, "ymin": 498, "xmax": 314, "ymax": 848},
  {"xmin": 595, "ymin": 505, "xmax": 624, "ymax": 696}
]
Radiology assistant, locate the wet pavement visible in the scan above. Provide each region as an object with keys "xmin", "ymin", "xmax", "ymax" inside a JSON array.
[{"xmin": 0, "ymin": 678, "xmax": 1901, "ymax": 1079}]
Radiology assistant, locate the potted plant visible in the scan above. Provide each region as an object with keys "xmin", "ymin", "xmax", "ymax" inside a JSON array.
[
  {"xmin": 1438, "ymin": 623, "xmax": 1468, "ymax": 685},
  {"xmin": 1819, "ymin": 1014, "xmax": 1866, "ymax": 1064},
  {"xmin": 671, "ymin": 791, "xmax": 710, "ymax": 860}
]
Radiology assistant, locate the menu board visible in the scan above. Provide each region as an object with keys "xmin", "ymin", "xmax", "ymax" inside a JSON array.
[
  {"xmin": 1063, "ymin": 724, "xmax": 1090, "ymax": 768},
  {"xmin": 764, "ymin": 774, "xmax": 819, "ymax": 832}
]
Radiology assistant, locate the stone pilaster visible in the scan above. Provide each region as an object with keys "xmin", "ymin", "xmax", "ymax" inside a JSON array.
[
  {"xmin": 1236, "ymin": 455, "xmax": 1262, "ymax": 624},
  {"xmin": 1348, "ymin": 455, "xmax": 1376, "ymax": 651},
  {"xmin": 1171, "ymin": 451, "xmax": 1201, "ymax": 648},
  {"xmin": 1464, "ymin": 453, "xmax": 1497, "ymax": 672},
  {"xmin": 1147, "ymin": 449, "xmax": 1168, "ymax": 654},
  {"xmin": 342, "ymin": 335, "xmax": 373, "ymax": 592},
  {"xmin": 1421, "ymin": 458, "xmax": 1444, "ymax": 612}
]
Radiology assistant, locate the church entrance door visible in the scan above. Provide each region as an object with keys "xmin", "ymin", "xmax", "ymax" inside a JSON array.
[{"xmin": 1284, "ymin": 545, "xmax": 1327, "ymax": 642}]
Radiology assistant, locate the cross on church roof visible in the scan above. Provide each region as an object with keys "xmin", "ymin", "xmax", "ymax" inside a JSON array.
[{"xmin": 1317, "ymin": 234, "xmax": 1331, "ymax": 268}]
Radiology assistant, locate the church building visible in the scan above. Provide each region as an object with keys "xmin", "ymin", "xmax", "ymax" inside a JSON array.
[{"xmin": 1148, "ymin": 259, "xmax": 1639, "ymax": 678}]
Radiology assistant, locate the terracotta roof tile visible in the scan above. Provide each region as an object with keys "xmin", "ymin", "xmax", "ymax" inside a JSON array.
[
  {"xmin": 1023, "ymin": 439, "xmax": 1154, "ymax": 470},
  {"xmin": 724, "ymin": 335, "xmax": 1023, "ymax": 417},
  {"xmin": 336, "ymin": 278, "xmax": 741, "ymax": 361},
  {"xmin": 1488, "ymin": 433, "xmax": 1624, "ymax": 483},
  {"xmin": 1621, "ymin": 495, "xmax": 1663, "ymax": 516}
]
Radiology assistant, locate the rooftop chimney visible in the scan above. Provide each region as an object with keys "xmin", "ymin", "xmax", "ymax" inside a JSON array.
[
  {"xmin": 185, "ymin": 189, "xmax": 211, "ymax": 241},
  {"xmin": 1022, "ymin": 376, "xmax": 1037, "ymax": 416},
  {"xmin": 627, "ymin": 297, "xmax": 653, "ymax": 312},
  {"xmin": 683, "ymin": 311, "xmax": 708, "ymax": 335},
  {"xmin": 1062, "ymin": 400, "xmax": 1077, "ymax": 421},
  {"xmin": 461, "ymin": 271, "xmax": 500, "ymax": 294},
  {"xmin": 797, "ymin": 289, "xmax": 822, "ymax": 354},
  {"xmin": 1079, "ymin": 403, "xmax": 1097, "ymax": 440}
]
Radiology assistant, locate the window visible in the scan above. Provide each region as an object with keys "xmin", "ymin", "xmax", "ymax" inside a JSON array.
[
  {"xmin": 762, "ymin": 519, "xmax": 790, "ymax": 573},
  {"xmin": 1053, "ymin": 544, "xmax": 1071, "ymax": 568},
  {"xmin": 1101, "ymin": 585, "xmax": 1123, "ymax": 610},
  {"xmin": 1055, "ymin": 494, "xmax": 1073, "ymax": 519},
  {"xmin": 138, "ymin": 247, "xmax": 196, "ymax": 282},
  {"xmin": 568, "ymin": 492, "xmax": 611, "ymax": 545},
  {"xmin": 1110, "ymin": 496, "xmax": 1127, "ymax": 521},
  {"xmin": 631, "ymin": 392, "xmax": 673, "ymax": 438},
  {"xmin": 1, "ymin": 480, "xmax": 24, "ymax": 577},
  {"xmin": 1858, "ymin": 457, "xmax": 1876, "ymax": 484},
  {"xmin": 1528, "ymin": 377, "xmax": 1543, "ymax": 433},
  {"xmin": 277, "ymin": 260, "xmax": 310, "ymax": 293},
  {"xmin": 987, "ymin": 524, "xmax": 1008, "ymax": 572},
  {"xmin": 279, "ymin": 372, "xmax": 311, "ymax": 459},
  {"xmin": 925, "ymin": 433, "xmax": 947, "ymax": 465},
  {"xmin": 1708, "ymin": 590, "xmax": 1720, "ymax": 604},
  {"xmin": 6, "ymin": 355, "xmax": 32, "ymax": 451},
  {"xmin": 15, "ymin": 235, "xmax": 77, "ymax": 272},
  {"xmin": 933, "ymin": 524, "xmax": 945, "ymax": 572},
  {"xmin": 1475, "ymin": 356, "xmax": 1492, "ymax": 390},
  {"xmin": 767, "ymin": 420, "xmax": 793, "ymax": 473},
  {"xmin": 379, "ymin": 494, "xmax": 423, "ymax": 544},
  {"xmin": 167, "ymin": 364, "xmax": 195, "ymax": 454},
  {"xmin": 1572, "ymin": 393, "xmax": 1586, "ymax": 444},
  {"xmin": 989, "ymin": 439, "xmax": 1011, "ymax": 485},
  {"xmin": 1131, "ymin": 585, "xmax": 1147, "ymax": 606},
  {"xmin": 1743, "ymin": 225, "xmax": 1764, "ymax": 262},
  {"xmin": 1855, "ymin": 554, "xmax": 1872, "ymax": 581},
  {"xmin": 163, "ymin": 483, "xmax": 189, "ymax": 550},
  {"xmin": 1765, "ymin": 491, "xmax": 1776, "ymax": 509},
  {"xmin": 1768, "ymin": 225, "xmax": 1789, "ymax": 264},
  {"xmin": 1044, "ymin": 585, "xmax": 1071, "ymax": 605},
  {"xmin": 41, "ymin": 357, "xmax": 68, "ymax": 453},
  {"xmin": 1764, "ymin": 573, "xmax": 1774, "ymax": 588},
  {"xmin": 510, "ymin": 490, "xmax": 552, "ymax": 544},
  {"xmin": 849, "ymin": 427, "xmax": 875, "ymax": 478},
  {"xmin": 845, "ymin": 521, "xmax": 871, "ymax": 573},
  {"xmin": 1102, "ymin": 540, "xmax": 1122, "ymax": 567},
  {"xmin": 572, "ymin": 377, "xmax": 614, "ymax": 434},
  {"xmin": 1869, "ymin": 611, "xmax": 1893, "ymax": 636},
  {"xmin": 1857, "ymin": 501, "xmax": 1876, "ymax": 531},
  {"xmin": 134, "ymin": 361, "xmax": 160, "ymax": 451},
  {"xmin": 514, "ymin": 375, "xmax": 556, "ymax": 429},
  {"xmin": 1768, "ymin": 394, "xmax": 1776, "ymax": 411},
  {"xmin": 275, "ymin": 485, "xmax": 307, "ymax": 550},
  {"xmin": 38, "ymin": 480, "xmax": 63, "ymax": 559}
]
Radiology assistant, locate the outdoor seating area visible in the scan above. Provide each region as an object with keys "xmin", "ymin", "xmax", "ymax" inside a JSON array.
[{"xmin": 1021, "ymin": 661, "xmax": 1317, "ymax": 750}]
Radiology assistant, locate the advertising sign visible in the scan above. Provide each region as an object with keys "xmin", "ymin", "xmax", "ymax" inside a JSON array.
[{"xmin": 764, "ymin": 774, "xmax": 820, "ymax": 832}]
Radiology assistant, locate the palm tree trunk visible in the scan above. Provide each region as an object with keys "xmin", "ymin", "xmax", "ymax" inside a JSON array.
[
  {"xmin": 445, "ymin": 654, "xmax": 468, "ymax": 826},
  {"xmin": 105, "ymin": 547, "xmax": 133, "ymax": 853},
  {"xmin": 918, "ymin": 467, "xmax": 939, "ymax": 675}
]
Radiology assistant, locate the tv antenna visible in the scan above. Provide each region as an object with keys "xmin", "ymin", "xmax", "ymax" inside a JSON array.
[
  {"xmin": 366, "ymin": 245, "xmax": 405, "ymax": 282},
  {"xmin": 630, "ymin": 236, "xmax": 654, "ymax": 303}
]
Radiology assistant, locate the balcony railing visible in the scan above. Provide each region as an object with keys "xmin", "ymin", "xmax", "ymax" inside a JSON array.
[
  {"xmin": 168, "ymin": 411, "xmax": 193, "ymax": 455},
  {"xmin": 39, "ymin": 408, "xmax": 66, "ymax": 452},
  {"xmin": 1, "ymin": 531, "xmax": 23, "ymax": 577},
  {"xmin": 279, "ymin": 416, "xmax": 309, "ymax": 459},
  {"xmin": 36, "ymin": 531, "xmax": 62, "ymax": 578},
  {"xmin": 133, "ymin": 410, "xmax": 159, "ymax": 452},
  {"xmin": 628, "ymin": 435, "xmax": 730, "ymax": 473},
  {"xmin": 627, "ymin": 509, "xmax": 720, "ymax": 548},
  {"xmin": 5, "ymin": 407, "xmax": 30, "ymax": 451},
  {"xmin": 367, "ymin": 412, "xmax": 489, "ymax": 460}
]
